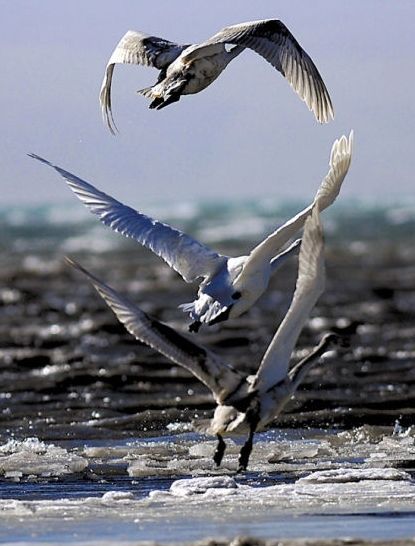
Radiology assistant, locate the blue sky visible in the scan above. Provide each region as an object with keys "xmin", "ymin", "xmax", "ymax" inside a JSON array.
[{"xmin": 2, "ymin": 1, "xmax": 414, "ymax": 205}]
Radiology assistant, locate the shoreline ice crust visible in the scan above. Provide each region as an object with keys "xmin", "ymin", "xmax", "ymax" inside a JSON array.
[
  {"xmin": 0, "ymin": 426, "xmax": 414, "ymax": 524},
  {"xmin": 1, "ymin": 469, "xmax": 414, "ymax": 518}
]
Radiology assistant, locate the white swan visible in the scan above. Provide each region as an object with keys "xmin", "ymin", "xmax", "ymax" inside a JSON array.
[
  {"xmin": 29, "ymin": 131, "xmax": 352, "ymax": 332},
  {"xmin": 67, "ymin": 206, "xmax": 341, "ymax": 471},
  {"xmin": 100, "ymin": 19, "xmax": 334, "ymax": 133}
]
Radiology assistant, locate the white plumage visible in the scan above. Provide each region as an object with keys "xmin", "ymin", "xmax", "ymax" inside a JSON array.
[
  {"xmin": 66, "ymin": 205, "xmax": 340, "ymax": 471},
  {"xmin": 29, "ymin": 131, "xmax": 352, "ymax": 332}
]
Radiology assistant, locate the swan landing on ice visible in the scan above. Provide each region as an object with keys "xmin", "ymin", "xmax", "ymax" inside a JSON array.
[{"xmin": 66, "ymin": 206, "xmax": 346, "ymax": 471}]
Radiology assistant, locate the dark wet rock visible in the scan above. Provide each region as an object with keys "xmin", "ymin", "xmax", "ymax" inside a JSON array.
[
  {"xmin": 372, "ymin": 286, "xmax": 395, "ymax": 300},
  {"xmin": 127, "ymin": 538, "xmax": 415, "ymax": 545}
]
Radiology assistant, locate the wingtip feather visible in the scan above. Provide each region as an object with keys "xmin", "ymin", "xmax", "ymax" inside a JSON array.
[
  {"xmin": 64, "ymin": 256, "xmax": 100, "ymax": 286},
  {"xmin": 329, "ymin": 129, "xmax": 354, "ymax": 167},
  {"xmin": 28, "ymin": 153, "xmax": 53, "ymax": 167},
  {"xmin": 313, "ymin": 130, "xmax": 354, "ymax": 210},
  {"xmin": 99, "ymin": 64, "xmax": 119, "ymax": 135}
]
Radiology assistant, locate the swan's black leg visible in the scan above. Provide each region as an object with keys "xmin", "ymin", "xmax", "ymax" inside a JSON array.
[
  {"xmin": 207, "ymin": 305, "xmax": 233, "ymax": 326},
  {"xmin": 213, "ymin": 434, "xmax": 226, "ymax": 467},
  {"xmin": 237, "ymin": 413, "xmax": 260, "ymax": 473},
  {"xmin": 148, "ymin": 95, "xmax": 165, "ymax": 109},
  {"xmin": 237, "ymin": 429, "xmax": 255, "ymax": 473},
  {"xmin": 155, "ymin": 93, "xmax": 181, "ymax": 110},
  {"xmin": 188, "ymin": 320, "xmax": 201, "ymax": 333}
]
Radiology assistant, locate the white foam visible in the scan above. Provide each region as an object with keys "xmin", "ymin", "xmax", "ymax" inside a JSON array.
[{"xmin": 166, "ymin": 421, "xmax": 193, "ymax": 433}]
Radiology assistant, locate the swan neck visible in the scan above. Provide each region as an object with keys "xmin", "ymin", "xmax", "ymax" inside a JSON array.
[{"xmin": 289, "ymin": 334, "xmax": 335, "ymax": 389}]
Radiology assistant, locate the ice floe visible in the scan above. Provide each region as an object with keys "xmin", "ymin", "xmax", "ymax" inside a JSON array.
[
  {"xmin": 1, "ymin": 467, "xmax": 414, "ymax": 522},
  {"xmin": 297, "ymin": 467, "xmax": 412, "ymax": 483},
  {"xmin": 169, "ymin": 476, "xmax": 238, "ymax": 497},
  {"xmin": 0, "ymin": 437, "xmax": 87, "ymax": 480}
]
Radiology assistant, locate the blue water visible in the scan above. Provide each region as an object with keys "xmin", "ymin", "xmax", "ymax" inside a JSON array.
[
  {"xmin": 2, "ymin": 198, "xmax": 415, "ymax": 255},
  {"xmin": 0, "ymin": 476, "xmax": 172, "ymax": 501}
]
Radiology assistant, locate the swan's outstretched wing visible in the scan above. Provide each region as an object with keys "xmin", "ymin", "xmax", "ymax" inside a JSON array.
[
  {"xmin": 235, "ymin": 131, "xmax": 353, "ymax": 286},
  {"xmin": 29, "ymin": 154, "xmax": 225, "ymax": 283},
  {"xmin": 66, "ymin": 258, "xmax": 244, "ymax": 403},
  {"xmin": 252, "ymin": 206, "xmax": 325, "ymax": 392},
  {"xmin": 186, "ymin": 19, "xmax": 333, "ymax": 123},
  {"xmin": 313, "ymin": 131, "xmax": 353, "ymax": 209},
  {"xmin": 100, "ymin": 30, "xmax": 189, "ymax": 133}
]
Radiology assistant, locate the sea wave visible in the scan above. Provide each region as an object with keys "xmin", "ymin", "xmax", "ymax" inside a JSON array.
[{"xmin": 2, "ymin": 199, "xmax": 415, "ymax": 254}]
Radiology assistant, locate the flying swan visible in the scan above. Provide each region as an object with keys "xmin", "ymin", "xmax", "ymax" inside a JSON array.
[
  {"xmin": 100, "ymin": 19, "xmax": 334, "ymax": 133},
  {"xmin": 29, "ymin": 131, "xmax": 352, "ymax": 332},
  {"xmin": 66, "ymin": 206, "xmax": 341, "ymax": 471}
]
